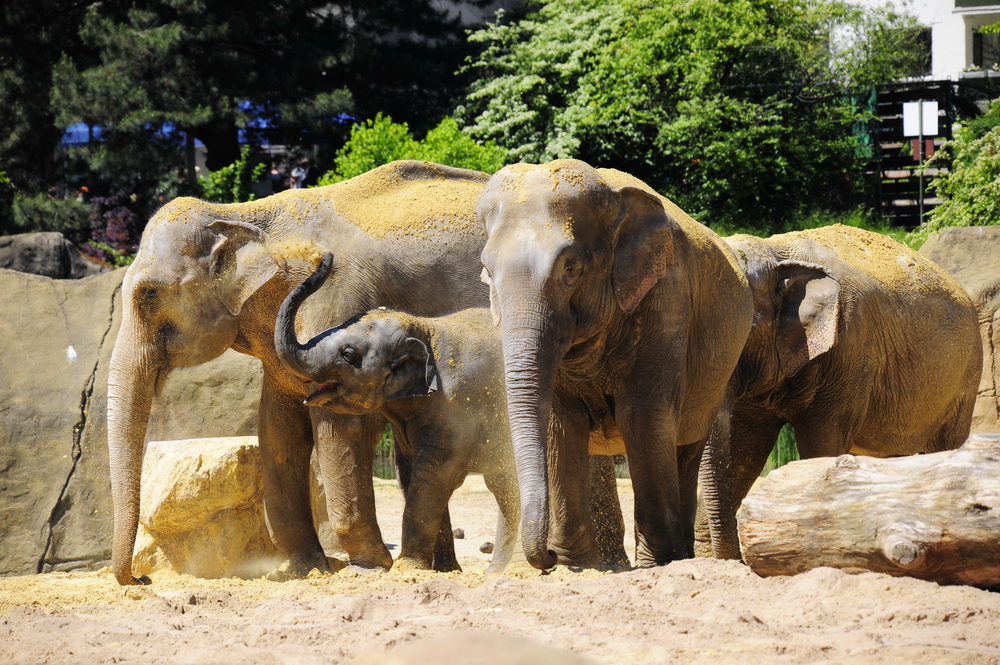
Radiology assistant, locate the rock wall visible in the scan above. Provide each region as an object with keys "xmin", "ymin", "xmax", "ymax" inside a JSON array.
[
  {"xmin": 920, "ymin": 226, "xmax": 1000, "ymax": 433},
  {"xmin": 0, "ymin": 267, "xmax": 262, "ymax": 576},
  {"xmin": 0, "ymin": 232, "xmax": 106, "ymax": 279}
]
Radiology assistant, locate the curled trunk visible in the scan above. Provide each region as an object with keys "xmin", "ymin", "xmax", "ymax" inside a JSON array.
[{"xmin": 275, "ymin": 252, "xmax": 333, "ymax": 380}]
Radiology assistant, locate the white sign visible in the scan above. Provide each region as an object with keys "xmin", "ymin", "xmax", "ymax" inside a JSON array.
[{"xmin": 903, "ymin": 101, "xmax": 939, "ymax": 137}]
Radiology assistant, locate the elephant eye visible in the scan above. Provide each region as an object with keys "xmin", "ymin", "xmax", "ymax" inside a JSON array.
[
  {"xmin": 562, "ymin": 257, "xmax": 582, "ymax": 287},
  {"xmin": 341, "ymin": 347, "xmax": 360, "ymax": 367}
]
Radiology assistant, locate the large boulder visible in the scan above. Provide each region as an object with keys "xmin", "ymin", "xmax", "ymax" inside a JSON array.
[
  {"xmin": 0, "ymin": 267, "xmax": 263, "ymax": 577},
  {"xmin": 0, "ymin": 232, "xmax": 106, "ymax": 279},
  {"xmin": 920, "ymin": 226, "xmax": 1000, "ymax": 433},
  {"xmin": 133, "ymin": 437, "xmax": 280, "ymax": 579},
  {"xmin": 133, "ymin": 437, "xmax": 342, "ymax": 579}
]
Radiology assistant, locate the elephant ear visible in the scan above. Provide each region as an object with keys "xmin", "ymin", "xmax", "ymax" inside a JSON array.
[
  {"xmin": 610, "ymin": 186, "xmax": 675, "ymax": 314},
  {"xmin": 384, "ymin": 337, "xmax": 441, "ymax": 401},
  {"xmin": 774, "ymin": 260, "xmax": 841, "ymax": 377},
  {"xmin": 208, "ymin": 219, "xmax": 279, "ymax": 316}
]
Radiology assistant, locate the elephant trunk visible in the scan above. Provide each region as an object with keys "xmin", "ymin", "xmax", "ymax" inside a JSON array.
[
  {"xmin": 500, "ymin": 296, "xmax": 567, "ymax": 570},
  {"xmin": 107, "ymin": 326, "xmax": 161, "ymax": 585},
  {"xmin": 275, "ymin": 252, "xmax": 334, "ymax": 380},
  {"xmin": 699, "ymin": 406, "xmax": 741, "ymax": 559}
]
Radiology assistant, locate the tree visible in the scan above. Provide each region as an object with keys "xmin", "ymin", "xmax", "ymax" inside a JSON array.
[
  {"xmin": 318, "ymin": 113, "xmax": 507, "ymax": 184},
  {"xmin": 458, "ymin": 0, "xmax": 923, "ymax": 230},
  {"xmin": 910, "ymin": 99, "xmax": 1000, "ymax": 245},
  {"xmin": 39, "ymin": 0, "xmax": 498, "ymax": 226},
  {"xmin": 0, "ymin": 2, "xmax": 91, "ymax": 232}
]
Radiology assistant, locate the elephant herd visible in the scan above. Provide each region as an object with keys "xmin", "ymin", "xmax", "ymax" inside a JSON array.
[{"xmin": 106, "ymin": 159, "xmax": 981, "ymax": 585}]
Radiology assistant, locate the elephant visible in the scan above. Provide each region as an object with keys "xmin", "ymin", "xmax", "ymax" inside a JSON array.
[
  {"xmin": 274, "ymin": 252, "xmax": 520, "ymax": 572},
  {"xmin": 275, "ymin": 253, "xmax": 630, "ymax": 573},
  {"xmin": 107, "ymin": 160, "xmax": 494, "ymax": 585},
  {"xmin": 700, "ymin": 224, "xmax": 983, "ymax": 559},
  {"xmin": 476, "ymin": 159, "xmax": 754, "ymax": 570}
]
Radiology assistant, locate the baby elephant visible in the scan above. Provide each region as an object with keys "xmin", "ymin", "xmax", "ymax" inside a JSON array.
[{"xmin": 275, "ymin": 253, "xmax": 519, "ymax": 573}]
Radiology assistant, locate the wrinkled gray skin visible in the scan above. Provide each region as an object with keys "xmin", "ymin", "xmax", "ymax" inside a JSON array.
[
  {"xmin": 701, "ymin": 225, "xmax": 983, "ymax": 559},
  {"xmin": 478, "ymin": 160, "xmax": 753, "ymax": 570},
  {"xmin": 276, "ymin": 254, "xmax": 630, "ymax": 573},
  {"xmin": 107, "ymin": 161, "xmax": 492, "ymax": 585}
]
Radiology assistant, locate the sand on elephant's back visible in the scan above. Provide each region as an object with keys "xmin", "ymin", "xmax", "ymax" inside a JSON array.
[{"xmin": 326, "ymin": 161, "xmax": 487, "ymax": 240}]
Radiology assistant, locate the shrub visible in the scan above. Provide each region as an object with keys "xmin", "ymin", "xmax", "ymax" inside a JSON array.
[
  {"xmin": 197, "ymin": 145, "xmax": 266, "ymax": 203},
  {"xmin": 82, "ymin": 196, "xmax": 141, "ymax": 266},
  {"xmin": 909, "ymin": 120, "xmax": 1000, "ymax": 246},
  {"xmin": 11, "ymin": 192, "xmax": 90, "ymax": 241},
  {"xmin": 317, "ymin": 114, "xmax": 508, "ymax": 185}
]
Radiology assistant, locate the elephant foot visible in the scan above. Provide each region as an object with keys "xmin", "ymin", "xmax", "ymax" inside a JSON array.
[
  {"xmin": 339, "ymin": 563, "xmax": 388, "ymax": 577},
  {"xmin": 265, "ymin": 555, "xmax": 332, "ymax": 582},
  {"xmin": 633, "ymin": 542, "xmax": 694, "ymax": 568},
  {"xmin": 392, "ymin": 556, "xmax": 436, "ymax": 574}
]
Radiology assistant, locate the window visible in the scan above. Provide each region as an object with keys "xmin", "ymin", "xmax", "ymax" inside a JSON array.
[{"xmin": 974, "ymin": 28, "xmax": 1000, "ymax": 70}]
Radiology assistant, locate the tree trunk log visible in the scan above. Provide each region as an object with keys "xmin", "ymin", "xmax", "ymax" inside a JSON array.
[{"xmin": 737, "ymin": 433, "xmax": 1000, "ymax": 588}]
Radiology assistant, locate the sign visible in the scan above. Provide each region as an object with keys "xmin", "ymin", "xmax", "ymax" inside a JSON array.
[{"xmin": 903, "ymin": 101, "xmax": 939, "ymax": 137}]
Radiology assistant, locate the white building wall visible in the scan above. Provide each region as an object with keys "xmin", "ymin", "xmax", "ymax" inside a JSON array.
[{"xmin": 852, "ymin": 0, "xmax": 1000, "ymax": 80}]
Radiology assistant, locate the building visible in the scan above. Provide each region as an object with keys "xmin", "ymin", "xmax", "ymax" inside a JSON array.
[{"xmin": 852, "ymin": 0, "xmax": 1000, "ymax": 81}]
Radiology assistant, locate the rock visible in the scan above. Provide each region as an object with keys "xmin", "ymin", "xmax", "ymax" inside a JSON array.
[
  {"xmin": 0, "ymin": 232, "xmax": 106, "ymax": 279},
  {"xmin": 921, "ymin": 227, "xmax": 1000, "ymax": 433},
  {"xmin": 0, "ymin": 267, "xmax": 265, "ymax": 577},
  {"xmin": 133, "ymin": 437, "xmax": 281, "ymax": 579},
  {"xmin": 453, "ymin": 528, "xmax": 465, "ymax": 540}
]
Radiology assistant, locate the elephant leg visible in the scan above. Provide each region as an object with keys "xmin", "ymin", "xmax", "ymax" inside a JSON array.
[
  {"xmin": 433, "ymin": 507, "xmax": 461, "ymax": 572},
  {"xmin": 700, "ymin": 403, "xmax": 784, "ymax": 559},
  {"xmin": 395, "ymin": 435, "xmax": 461, "ymax": 572},
  {"xmin": 589, "ymin": 455, "xmax": 629, "ymax": 569},
  {"xmin": 312, "ymin": 411, "xmax": 393, "ymax": 570},
  {"xmin": 483, "ymin": 467, "xmax": 520, "ymax": 574},
  {"xmin": 396, "ymin": 443, "xmax": 465, "ymax": 572},
  {"xmin": 676, "ymin": 439, "xmax": 705, "ymax": 547},
  {"xmin": 258, "ymin": 376, "xmax": 328, "ymax": 578},
  {"xmin": 618, "ymin": 380, "xmax": 691, "ymax": 566},
  {"xmin": 547, "ymin": 391, "xmax": 600, "ymax": 568}
]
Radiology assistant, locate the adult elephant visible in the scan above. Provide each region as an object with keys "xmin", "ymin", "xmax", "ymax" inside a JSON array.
[
  {"xmin": 477, "ymin": 159, "xmax": 753, "ymax": 570},
  {"xmin": 108, "ymin": 160, "xmax": 492, "ymax": 585},
  {"xmin": 701, "ymin": 224, "xmax": 983, "ymax": 559}
]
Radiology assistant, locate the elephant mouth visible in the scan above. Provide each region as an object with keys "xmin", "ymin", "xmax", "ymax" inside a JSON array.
[
  {"xmin": 304, "ymin": 382, "xmax": 375, "ymax": 415},
  {"xmin": 304, "ymin": 382, "xmax": 339, "ymax": 407}
]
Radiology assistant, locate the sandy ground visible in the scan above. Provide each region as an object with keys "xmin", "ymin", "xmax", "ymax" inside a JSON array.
[{"xmin": 3, "ymin": 476, "xmax": 1000, "ymax": 665}]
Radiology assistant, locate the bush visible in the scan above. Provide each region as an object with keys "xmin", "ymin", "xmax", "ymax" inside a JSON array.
[
  {"xmin": 82, "ymin": 196, "xmax": 141, "ymax": 267},
  {"xmin": 197, "ymin": 146, "xmax": 266, "ymax": 203},
  {"xmin": 11, "ymin": 192, "xmax": 90, "ymax": 241},
  {"xmin": 317, "ymin": 114, "xmax": 508, "ymax": 185},
  {"xmin": 909, "ymin": 117, "xmax": 1000, "ymax": 247}
]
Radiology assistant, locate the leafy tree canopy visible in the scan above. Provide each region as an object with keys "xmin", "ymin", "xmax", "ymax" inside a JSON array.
[
  {"xmin": 318, "ymin": 113, "xmax": 508, "ymax": 184},
  {"xmin": 2, "ymin": 0, "xmax": 496, "ymax": 227},
  {"xmin": 910, "ymin": 100, "xmax": 1000, "ymax": 245},
  {"xmin": 458, "ymin": 0, "xmax": 923, "ymax": 229}
]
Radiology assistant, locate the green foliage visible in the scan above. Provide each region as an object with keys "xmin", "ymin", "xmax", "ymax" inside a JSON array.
[
  {"xmin": 459, "ymin": 0, "xmax": 923, "ymax": 231},
  {"xmin": 87, "ymin": 241, "xmax": 135, "ymax": 268},
  {"xmin": 197, "ymin": 146, "xmax": 266, "ymax": 204},
  {"xmin": 762, "ymin": 424, "xmax": 800, "ymax": 476},
  {"xmin": 909, "ymin": 101, "xmax": 1000, "ymax": 246},
  {"xmin": 10, "ymin": 192, "xmax": 90, "ymax": 240},
  {"xmin": 373, "ymin": 426, "xmax": 397, "ymax": 480},
  {"xmin": 317, "ymin": 114, "xmax": 507, "ymax": 184}
]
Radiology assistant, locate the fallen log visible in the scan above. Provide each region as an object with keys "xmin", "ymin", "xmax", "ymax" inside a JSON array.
[{"xmin": 737, "ymin": 433, "xmax": 1000, "ymax": 588}]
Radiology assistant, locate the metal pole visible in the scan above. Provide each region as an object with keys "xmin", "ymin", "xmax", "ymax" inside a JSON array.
[{"xmin": 918, "ymin": 100, "xmax": 924, "ymax": 225}]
